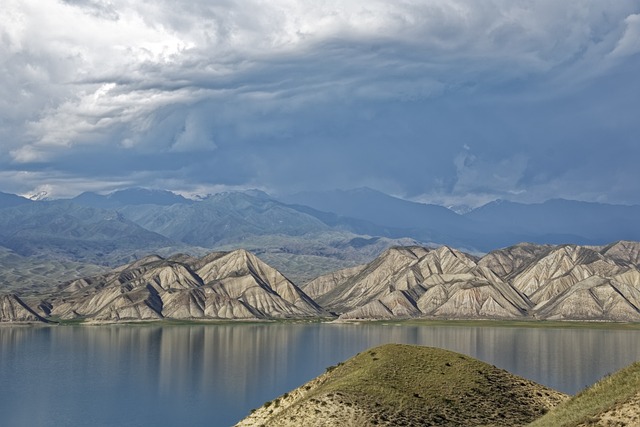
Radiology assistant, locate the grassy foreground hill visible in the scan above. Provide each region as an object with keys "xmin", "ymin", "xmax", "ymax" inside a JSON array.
[
  {"xmin": 530, "ymin": 360, "xmax": 640, "ymax": 427},
  {"xmin": 235, "ymin": 344, "xmax": 567, "ymax": 427}
]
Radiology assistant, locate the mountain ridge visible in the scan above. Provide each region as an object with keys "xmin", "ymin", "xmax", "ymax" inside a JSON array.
[
  {"xmin": 72, "ymin": 188, "xmax": 193, "ymax": 208},
  {"xmin": 466, "ymin": 198, "xmax": 640, "ymax": 243},
  {"xmin": 0, "ymin": 192, "xmax": 32, "ymax": 209},
  {"xmin": 304, "ymin": 241, "xmax": 640, "ymax": 321},
  {"xmin": 3, "ymin": 248, "xmax": 328, "ymax": 323},
  {"xmin": 2, "ymin": 241, "xmax": 639, "ymax": 323},
  {"xmin": 2, "ymin": 188, "xmax": 639, "ymax": 253},
  {"xmin": 1, "ymin": 187, "xmax": 639, "ymax": 299}
]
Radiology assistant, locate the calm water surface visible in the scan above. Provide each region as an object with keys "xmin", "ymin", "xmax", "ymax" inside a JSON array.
[{"xmin": 1, "ymin": 323, "xmax": 639, "ymax": 426}]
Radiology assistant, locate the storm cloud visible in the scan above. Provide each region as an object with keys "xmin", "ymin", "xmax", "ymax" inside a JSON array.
[{"xmin": 1, "ymin": 0, "xmax": 639, "ymax": 206}]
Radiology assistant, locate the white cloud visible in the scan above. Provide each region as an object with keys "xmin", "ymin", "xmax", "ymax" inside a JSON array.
[
  {"xmin": 170, "ymin": 109, "xmax": 217, "ymax": 153},
  {"xmin": 1, "ymin": 0, "xmax": 639, "ymax": 201},
  {"xmin": 453, "ymin": 149, "xmax": 528, "ymax": 193},
  {"xmin": 611, "ymin": 14, "xmax": 640, "ymax": 57},
  {"xmin": 0, "ymin": 169, "xmax": 132, "ymax": 199}
]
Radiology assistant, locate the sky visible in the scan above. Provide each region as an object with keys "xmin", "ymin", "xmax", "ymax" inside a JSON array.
[{"xmin": 1, "ymin": 1, "xmax": 639, "ymax": 208}]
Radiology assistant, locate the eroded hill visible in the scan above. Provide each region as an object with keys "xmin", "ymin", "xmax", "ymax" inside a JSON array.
[
  {"xmin": 0, "ymin": 249, "xmax": 326, "ymax": 323},
  {"xmin": 306, "ymin": 241, "xmax": 640, "ymax": 321},
  {"xmin": 2, "ymin": 241, "xmax": 639, "ymax": 323}
]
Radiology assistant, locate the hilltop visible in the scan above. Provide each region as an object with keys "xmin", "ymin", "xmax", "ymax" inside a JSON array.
[{"xmin": 235, "ymin": 344, "xmax": 567, "ymax": 427}]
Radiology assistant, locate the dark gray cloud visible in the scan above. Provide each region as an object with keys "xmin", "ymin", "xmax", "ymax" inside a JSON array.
[{"xmin": 1, "ymin": 0, "xmax": 639, "ymax": 206}]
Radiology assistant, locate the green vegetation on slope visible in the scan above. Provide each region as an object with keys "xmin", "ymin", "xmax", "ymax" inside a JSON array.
[
  {"xmin": 238, "ymin": 344, "xmax": 566, "ymax": 427},
  {"xmin": 529, "ymin": 361, "xmax": 640, "ymax": 427},
  {"xmin": 317, "ymin": 344, "xmax": 564, "ymax": 426}
]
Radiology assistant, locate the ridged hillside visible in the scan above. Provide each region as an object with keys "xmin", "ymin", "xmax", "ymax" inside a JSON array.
[
  {"xmin": 27, "ymin": 249, "xmax": 327, "ymax": 322},
  {"xmin": 2, "ymin": 241, "xmax": 639, "ymax": 323},
  {"xmin": 0, "ymin": 294, "xmax": 48, "ymax": 322},
  {"xmin": 600, "ymin": 240, "xmax": 640, "ymax": 267},
  {"xmin": 305, "ymin": 241, "xmax": 640, "ymax": 321},
  {"xmin": 311, "ymin": 246, "xmax": 429, "ymax": 313},
  {"xmin": 235, "ymin": 344, "xmax": 567, "ymax": 427}
]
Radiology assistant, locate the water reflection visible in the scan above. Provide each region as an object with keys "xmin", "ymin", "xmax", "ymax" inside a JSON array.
[{"xmin": 1, "ymin": 324, "xmax": 639, "ymax": 426}]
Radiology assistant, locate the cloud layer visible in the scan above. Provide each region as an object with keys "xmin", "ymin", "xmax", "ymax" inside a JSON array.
[{"xmin": 1, "ymin": 0, "xmax": 639, "ymax": 205}]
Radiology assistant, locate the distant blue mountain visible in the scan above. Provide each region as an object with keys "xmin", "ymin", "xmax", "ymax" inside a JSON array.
[
  {"xmin": 281, "ymin": 190, "xmax": 640, "ymax": 249},
  {"xmin": 0, "ymin": 192, "xmax": 31, "ymax": 209},
  {"xmin": 282, "ymin": 187, "xmax": 467, "ymax": 230},
  {"xmin": 466, "ymin": 199, "xmax": 640, "ymax": 243},
  {"xmin": 73, "ymin": 188, "xmax": 192, "ymax": 208},
  {"xmin": 119, "ymin": 191, "xmax": 331, "ymax": 247},
  {"xmin": 1, "ymin": 187, "xmax": 638, "ymax": 256},
  {"xmin": 280, "ymin": 187, "xmax": 492, "ymax": 249},
  {"xmin": 0, "ymin": 200, "xmax": 172, "ymax": 264}
]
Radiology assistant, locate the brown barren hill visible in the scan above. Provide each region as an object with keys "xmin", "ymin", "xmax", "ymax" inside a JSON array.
[{"xmin": 235, "ymin": 344, "xmax": 567, "ymax": 427}]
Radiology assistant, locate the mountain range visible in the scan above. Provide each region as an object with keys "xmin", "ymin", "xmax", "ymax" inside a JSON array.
[
  {"xmin": 74, "ymin": 187, "xmax": 640, "ymax": 250},
  {"xmin": 286, "ymin": 188, "xmax": 640, "ymax": 247},
  {"xmin": 0, "ymin": 187, "xmax": 638, "ymax": 293},
  {"xmin": 305, "ymin": 241, "xmax": 640, "ymax": 321},
  {"xmin": 6, "ymin": 249, "xmax": 328, "ymax": 323},
  {"xmin": 72, "ymin": 187, "xmax": 193, "ymax": 209},
  {"xmin": 2, "ymin": 241, "xmax": 639, "ymax": 323},
  {"xmin": 466, "ymin": 198, "xmax": 640, "ymax": 243}
]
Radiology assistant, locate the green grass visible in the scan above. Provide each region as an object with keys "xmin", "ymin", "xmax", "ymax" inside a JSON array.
[
  {"xmin": 529, "ymin": 361, "xmax": 640, "ymax": 427},
  {"xmin": 47, "ymin": 317, "xmax": 82, "ymax": 325},
  {"xmin": 278, "ymin": 344, "xmax": 566, "ymax": 426}
]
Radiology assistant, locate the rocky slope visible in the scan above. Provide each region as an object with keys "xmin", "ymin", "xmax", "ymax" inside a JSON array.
[
  {"xmin": 235, "ymin": 344, "xmax": 567, "ymax": 427},
  {"xmin": 0, "ymin": 294, "xmax": 49, "ymax": 322},
  {"xmin": 14, "ymin": 249, "xmax": 327, "ymax": 323},
  {"xmin": 305, "ymin": 241, "xmax": 640, "ymax": 321},
  {"xmin": 4, "ymin": 187, "xmax": 638, "ymax": 293},
  {"xmin": 600, "ymin": 240, "xmax": 640, "ymax": 267}
]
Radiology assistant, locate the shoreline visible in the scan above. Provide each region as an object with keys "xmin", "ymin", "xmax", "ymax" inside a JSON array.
[{"xmin": 3, "ymin": 317, "xmax": 640, "ymax": 329}]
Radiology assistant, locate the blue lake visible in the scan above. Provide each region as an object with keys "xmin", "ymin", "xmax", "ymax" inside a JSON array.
[{"xmin": 1, "ymin": 323, "xmax": 639, "ymax": 426}]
